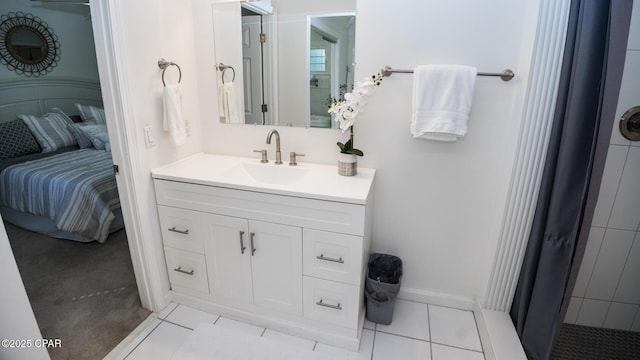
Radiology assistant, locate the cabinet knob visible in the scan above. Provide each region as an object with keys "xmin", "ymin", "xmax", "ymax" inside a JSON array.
[
  {"xmin": 239, "ymin": 231, "xmax": 246, "ymax": 254},
  {"xmin": 168, "ymin": 226, "xmax": 189, "ymax": 235},
  {"xmin": 173, "ymin": 266, "xmax": 194, "ymax": 276},
  {"xmin": 250, "ymin": 232, "xmax": 257, "ymax": 256},
  {"xmin": 316, "ymin": 254, "xmax": 344, "ymax": 264},
  {"xmin": 316, "ymin": 299, "xmax": 342, "ymax": 310}
]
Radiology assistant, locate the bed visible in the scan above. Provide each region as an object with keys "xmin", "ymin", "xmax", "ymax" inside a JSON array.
[{"xmin": 0, "ymin": 79, "xmax": 123, "ymax": 243}]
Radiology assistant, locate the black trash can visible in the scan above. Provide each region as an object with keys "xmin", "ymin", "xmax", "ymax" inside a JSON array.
[{"xmin": 365, "ymin": 253, "xmax": 402, "ymax": 325}]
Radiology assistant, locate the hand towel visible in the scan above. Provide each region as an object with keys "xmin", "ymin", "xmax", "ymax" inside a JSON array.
[
  {"xmin": 222, "ymin": 82, "xmax": 241, "ymax": 124},
  {"xmin": 411, "ymin": 64, "xmax": 477, "ymax": 141},
  {"xmin": 163, "ymin": 84, "xmax": 187, "ymax": 146}
]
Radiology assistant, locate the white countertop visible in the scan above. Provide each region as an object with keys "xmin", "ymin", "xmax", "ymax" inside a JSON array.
[{"xmin": 151, "ymin": 153, "xmax": 376, "ymax": 205}]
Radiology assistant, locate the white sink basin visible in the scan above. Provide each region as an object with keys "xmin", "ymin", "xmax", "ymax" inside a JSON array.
[
  {"xmin": 151, "ymin": 154, "xmax": 375, "ymax": 204},
  {"xmin": 230, "ymin": 162, "xmax": 309, "ymax": 185}
]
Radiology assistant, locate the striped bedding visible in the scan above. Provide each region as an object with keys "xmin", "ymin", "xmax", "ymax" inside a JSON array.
[{"xmin": 0, "ymin": 149, "xmax": 120, "ymax": 243}]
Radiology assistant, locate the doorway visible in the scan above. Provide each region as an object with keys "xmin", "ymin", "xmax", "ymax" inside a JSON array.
[{"xmin": 0, "ymin": 1, "xmax": 149, "ymax": 358}]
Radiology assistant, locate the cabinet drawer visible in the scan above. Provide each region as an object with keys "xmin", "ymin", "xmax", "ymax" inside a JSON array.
[
  {"xmin": 303, "ymin": 229, "xmax": 363, "ymax": 285},
  {"xmin": 158, "ymin": 206, "xmax": 203, "ymax": 253},
  {"xmin": 164, "ymin": 247, "xmax": 209, "ymax": 294},
  {"xmin": 303, "ymin": 277, "xmax": 360, "ymax": 329}
]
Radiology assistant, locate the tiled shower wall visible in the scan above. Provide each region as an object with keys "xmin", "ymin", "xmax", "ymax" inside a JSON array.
[{"xmin": 564, "ymin": 5, "xmax": 640, "ymax": 331}]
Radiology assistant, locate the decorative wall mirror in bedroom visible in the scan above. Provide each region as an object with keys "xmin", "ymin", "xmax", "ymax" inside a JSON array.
[{"xmin": 0, "ymin": 12, "xmax": 60, "ymax": 77}]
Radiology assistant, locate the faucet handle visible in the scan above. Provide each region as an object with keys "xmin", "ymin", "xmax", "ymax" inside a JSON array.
[
  {"xmin": 289, "ymin": 152, "xmax": 305, "ymax": 166},
  {"xmin": 253, "ymin": 149, "xmax": 268, "ymax": 163}
]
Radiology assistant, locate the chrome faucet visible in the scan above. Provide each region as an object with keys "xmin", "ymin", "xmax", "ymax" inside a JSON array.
[{"xmin": 266, "ymin": 129, "xmax": 282, "ymax": 164}]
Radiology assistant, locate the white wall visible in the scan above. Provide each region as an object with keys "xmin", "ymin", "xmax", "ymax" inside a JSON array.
[
  {"xmin": 0, "ymin": 217, "xmax": 48, "ymax": 360},
  {"xmin": 0, "ymin": 0, "xmax": 99, "ymax": 81},
  {"xmin": 196, "ymin": 0, "xmax": 540, "ymax": 302},
  {"xmin": 104, "ymin": 0, "xmax": 204, "ymax": 307},
  {"xmin": 564, "ymin": 0, "xmax": 640, "ymax": 332}
]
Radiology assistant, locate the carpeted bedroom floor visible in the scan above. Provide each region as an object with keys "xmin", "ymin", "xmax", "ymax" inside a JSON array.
[{"xmin": 5, "ymin": 221, "xmax": 151, "ymax": 360}]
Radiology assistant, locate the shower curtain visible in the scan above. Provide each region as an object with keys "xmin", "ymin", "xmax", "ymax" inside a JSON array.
[{"xmin": 509, "ymin": 1, "xmax": 633, "ymax": 359}]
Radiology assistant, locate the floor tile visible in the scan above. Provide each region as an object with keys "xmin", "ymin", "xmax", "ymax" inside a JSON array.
[
  {"xmin": 314, "ymin": 329, "xmax": 375, "ymax": 359},
  {"xmin": 126, "ymin": 322, "xmax": 191, "ymax": 360},
  {"xmin": 603, "ymin": 302, "xmax": 638, "ymax": 330},
  {"xmin": 215, "ymin": 316, "xmax": 265, "ymax": 336},
  {"xmin": 429, "ymin": 305, "xmax": 482, "ymax": 352},
  {"xmin": 262, "ymin": 328, "xmax": 316, "ymax": 350},
  {"xmin": 156, "ymin": 302, "xmax": 178, "ymax": 320},
  {"xmin": 364, "ymin": 318, "xmax": 376, "ymax": 330},
  {"xmin": 575, "ymin": 299, "xmax": 610, "ymax": 327},
  {"xmin": 432, "ymin": 343, "xmax": 484, "ymax": 360},
  {"xmin": 372, "ymin": 332, "xmax": 430, "ymax": 360},
  {"xmin": 108, "ymin": 318, "xmax": 161, "ymax": 360},
  {"xmin": 164, "ymin": 304, "xmax": 219, "ymax": 330},
  {"xmin": 376, "ymin": 299, "xmax": 429, "ymax": 340}
]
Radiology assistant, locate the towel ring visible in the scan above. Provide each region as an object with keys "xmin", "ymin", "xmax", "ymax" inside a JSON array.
[
  {"xmin": 216, "ymin": 63, "xmax": 236, "ymax": 84},
  {"xmin": 158, "ymin": 58, "xmax": 182, "ymax": 86}
]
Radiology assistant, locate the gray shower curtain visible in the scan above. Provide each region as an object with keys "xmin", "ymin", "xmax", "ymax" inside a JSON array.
[{"xmin": 509, "ymin": 1, "xmax": 632, "ymax": 359}]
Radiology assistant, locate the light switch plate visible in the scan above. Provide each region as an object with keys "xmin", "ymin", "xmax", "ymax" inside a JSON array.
[{"xmin": 143, "ymin": 126, "xmax": 155, "ymax": 147}]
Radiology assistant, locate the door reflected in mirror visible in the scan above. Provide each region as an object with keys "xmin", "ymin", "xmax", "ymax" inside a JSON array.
[
  {"xmin": 309, "ymin": 15, "xmax": 355, "ymax": 129},
  {"xmin": 212, "ymin": 0, "xmax": 356, "ymax": 128}
]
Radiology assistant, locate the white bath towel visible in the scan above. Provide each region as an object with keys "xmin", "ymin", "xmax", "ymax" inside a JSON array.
[
  {"xmin": 222, "ymin": 82, "xmax": 241, "ymax": 124},
  {"xmin": 163, "ymin": 84, "xmax": 187, "ymax": 146},
  {"xmin": 411, "ymin": 64, "xmax": 477, "ymax": 141}
]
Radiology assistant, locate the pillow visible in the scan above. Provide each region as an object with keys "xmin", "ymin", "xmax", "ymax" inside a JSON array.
[
  {"xmin": 76, "ymin": 124, "xmax": 109, "ymax": 150},
  {"xmin": 67, "ymin": 121, "xmax": 98, "ymax": 149},
  {"xmin": 51, "ymin": 107, "xmax": 75, "ymax": 125},
  {"xmin": 18, "ymin": 112, "xmax": 78, "ymax": 153},
  {"xmin": 95, "ymin": 133, "xmax": 111, "ymax": 152},
  {"xmin": 75, "ymin": 103, "xmax": 106, "ymax": 124},
  {"xmin": 0, "ymin": 119, "xmax": 41, "ymax": 160}
]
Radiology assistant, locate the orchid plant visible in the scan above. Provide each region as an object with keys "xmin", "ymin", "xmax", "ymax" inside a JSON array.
[{"xmin": 328, "ymin": 73, "xmax": 383, "ymax": 157}]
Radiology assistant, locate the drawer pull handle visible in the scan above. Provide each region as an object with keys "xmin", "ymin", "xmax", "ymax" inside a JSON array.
[
  {"xmin": 173, "ymin": 266, "xmax": 194, "ymax": 276},
  {"xmin": 316, "ymin": 299, "xmax": 342, "ymax": 310},
  {"xmin": 239, "ymin": 231, "xmax": 246, "ymax": 254},
  {"xmin": 168, "ymin": 227, "xmax": 189, "ymax": 235},
  {"xmin": 250, "ymin": 232, "xmax": 256, "ymax": 256},
  {"xmin": 316, "ymin": 254, "xmax": 344, "ymax": 264}
]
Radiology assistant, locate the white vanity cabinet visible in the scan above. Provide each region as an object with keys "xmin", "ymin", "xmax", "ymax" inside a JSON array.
[
  {"xmin": 151, "ymin": 154, "xmax": 375, "ymax": 350},
  {"xmin": 203, "ymin": 214, "xmax": 302, "ymax": 316}
]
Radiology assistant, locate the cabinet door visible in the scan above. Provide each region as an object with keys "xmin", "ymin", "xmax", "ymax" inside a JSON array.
[
  {"xmin": 203, "ymin": 213, "xmax": 253, "ymax": 307},
  {"xmin": 249, "ymin": 220, "xmax": 303, "ymax": 316}
]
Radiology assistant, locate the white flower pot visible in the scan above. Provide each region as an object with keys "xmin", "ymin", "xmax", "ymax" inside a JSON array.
[{"xmin": 338, "ymin": 153, "xmax": 358, "ymax": 176}]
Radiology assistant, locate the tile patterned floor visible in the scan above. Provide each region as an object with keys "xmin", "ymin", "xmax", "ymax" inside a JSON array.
[{"xmin": 115, "ymin": 299, "xmax": 486, "ymax": 359}]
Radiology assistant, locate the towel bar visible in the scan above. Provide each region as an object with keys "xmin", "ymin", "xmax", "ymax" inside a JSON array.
[
  {"xmin": 381, "ymin": 66, "xmax": 515, "ymax": 82},
  {"xmin": 158, "ymin": 58, "xmax": 182, "ymax": 86},
  {"xmin": 216, "ymin": 63, "xmax": 236, "ymax": 84}
]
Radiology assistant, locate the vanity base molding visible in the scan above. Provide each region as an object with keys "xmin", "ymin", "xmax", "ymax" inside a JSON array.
[{"xmin": 169, "ymin": 290, "xmax": 365, "ymax": 351}]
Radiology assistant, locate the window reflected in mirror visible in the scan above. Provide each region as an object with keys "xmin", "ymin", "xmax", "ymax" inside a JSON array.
[{"xmin": 309, "ymin": 15, "xmax": 355, "ymax": 129}]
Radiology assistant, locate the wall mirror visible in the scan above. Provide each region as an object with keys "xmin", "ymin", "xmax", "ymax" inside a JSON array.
[
  {"xmin": 0, "ymin": 12, "xmax": 60, "ymax": 77},
  {"xmin": 212, "ymin": 0, "xmax": 356, "ymax": 128}
]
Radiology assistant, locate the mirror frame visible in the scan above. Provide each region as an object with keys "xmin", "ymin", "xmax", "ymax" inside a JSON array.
[{"xmin": 0, "ymin": 12, "xmax": 60, "ymax": 77}]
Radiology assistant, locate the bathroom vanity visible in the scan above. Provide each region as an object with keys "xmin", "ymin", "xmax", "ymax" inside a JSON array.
[{"xmin": 151, "ymin": 153, "xmax": 375, "ymax": 350}]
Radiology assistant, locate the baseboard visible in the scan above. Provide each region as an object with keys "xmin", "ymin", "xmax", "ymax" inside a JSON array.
[
  {"xmin": 169, "ymin": 292, "xmax": 362, "ymax": 351},
  {"xmin": 474, "ymin": 305, "xmax": 527, "ymax": 360},
  {"xmin": 103, "ymin": 314, "xmax": 159, "ymax": 360},
  {"xmin": 398, "ymin": 287, "xmax": 475, "ymax": 310}
]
